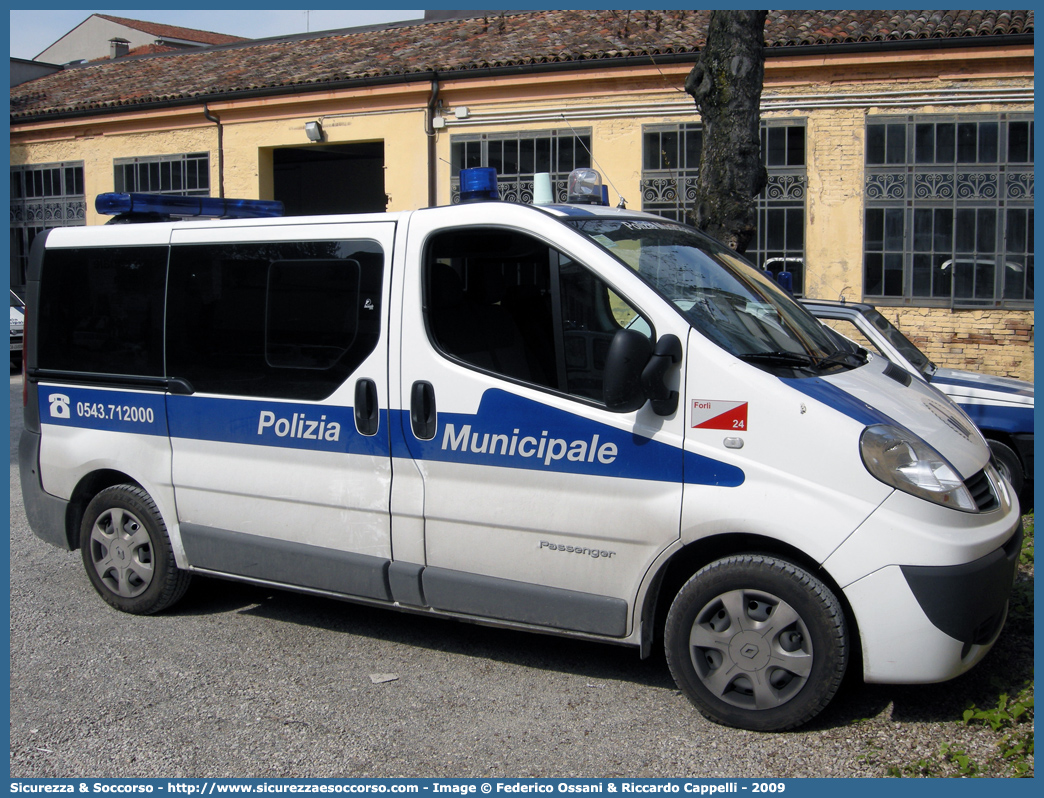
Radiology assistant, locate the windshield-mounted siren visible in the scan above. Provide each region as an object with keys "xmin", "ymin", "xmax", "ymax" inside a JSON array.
[
  {"xmin": 96, "ymin": 193, "xmax": 285, "ymax": 223},
  {"xmin": 459, "ymin": 168, "xmax": 500, "ymax": 203},
  {"xmin": 567, "ymin": 168, "xmax": 605, "ymax": 205}
]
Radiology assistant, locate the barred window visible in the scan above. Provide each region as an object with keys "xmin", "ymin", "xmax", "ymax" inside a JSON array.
[
  {"xmin": 114, "ymin": 152, "xmax": 210, "ymax": 195},
  {"xmin": 10, "ymin": 161, "xmax": 86, "ymax": 289},
  {"xmin": 864, "ymin": 114, "xmax": 1033, "ymax": 308},
  {"xmin": 641, "ymin": 120, "xmax": 807, "ymax": 295},
  {"xmin": 450, "ymin": 129, "xmax": 592, "ymax": 204}
]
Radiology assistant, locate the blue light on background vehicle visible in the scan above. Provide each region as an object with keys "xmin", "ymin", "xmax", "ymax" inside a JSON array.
[
  {"xmin": 96, "ymin": 193, "xmax": 285, "ymax": 219},
  {"xmin": 458, "ymin": 168, "xmax": 500, "ymax": 203}
]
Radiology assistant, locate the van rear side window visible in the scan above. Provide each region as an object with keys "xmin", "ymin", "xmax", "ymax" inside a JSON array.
[
  {"xmin": 166, "ymin": 240, "xmax": 383, "ymax": 400},
  {"xmin": 38, "ymin": 246, "xmax": 168, "ymax": 377},
  {"xmin": 266, "ymin": 259, "xmax": 362, "ymax": 370}
]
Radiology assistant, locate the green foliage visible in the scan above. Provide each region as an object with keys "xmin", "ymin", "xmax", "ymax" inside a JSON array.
[
  {"xmin": 1019, "ymin": 512, "xmax": 1034, "ymax": 567},
  {"xmin": 885, "ymin": 758, "xmax": 941, "ymax": 778},
  {"xmin": 963, "ymin": 686, "xmax": 1033, "ymax": 731},
  {"xmin": 959, "ymin": 684, "xmax": 1035, "ymax": 777}
]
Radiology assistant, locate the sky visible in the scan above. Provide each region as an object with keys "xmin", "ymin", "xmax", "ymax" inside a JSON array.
[{"xmin": 9, "ymin": 9, "xmax": 427, "ymax": 60}]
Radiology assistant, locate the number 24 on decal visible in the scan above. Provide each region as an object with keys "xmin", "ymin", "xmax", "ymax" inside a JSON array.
[{"xmin": 733, "ymin": 419, "xmax": 745, "ymax": 429}]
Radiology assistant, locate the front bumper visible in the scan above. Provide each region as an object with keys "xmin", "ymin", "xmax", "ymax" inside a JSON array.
[
  {"xmin": 902, "ymin": 521, "xmax": 1023, "ymax": 651},
  {"xmin": 842, "ymin": 521, "xmax": 1022, "ymax": 684}
]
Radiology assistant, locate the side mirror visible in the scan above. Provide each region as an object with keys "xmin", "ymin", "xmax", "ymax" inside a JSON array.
[
  {"xmin": 603, "ymin": 329, "xmax": 653, "ymax": 413},
  {"xmin": 642, "ymin": 334, "xmax": 682, "ymax": 416}
]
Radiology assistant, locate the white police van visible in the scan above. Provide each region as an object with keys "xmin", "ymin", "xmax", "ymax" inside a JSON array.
[{"xmin": 20, "ymin": 172, "xmax": 1022, "ymax": 732}]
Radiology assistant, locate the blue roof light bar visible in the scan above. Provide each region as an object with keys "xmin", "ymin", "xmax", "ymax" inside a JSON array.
[
  {"xmin": 96, "ymin": 193, "xmax": 285, "ymax": 219},
  {"xmin": 458, "ymin": 167, "xmax": 500, "ymax": 203}
]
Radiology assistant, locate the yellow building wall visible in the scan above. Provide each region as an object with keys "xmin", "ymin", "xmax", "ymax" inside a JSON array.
[
  {"xmin": 885, "ymin": 308, "xmax": 1034, "ymax": 382},
  {"xmin": 10, "ymin": 60, "xmax": 1033, "ymax": 381},
  {"xmin": 11, "ymin": 126, "xmax": 217, "ymax": 226},
  {"xmin": 429, "ymin": 87, "xmax": 1034, "ymax": 382},
  {"xmin": 225, "ymin": 109, "xmax": 430, "ymax": 212},
  {"xmin": 10, "ymin": 104, "xmax": 433, "ymax": 221},
  {"xmin": 793, "ymin": 87, "xmax": 1034, "ymax": 383},
  {"xmin": 801, "ymin": 108, "xmax": 866, "ymax": 303}
]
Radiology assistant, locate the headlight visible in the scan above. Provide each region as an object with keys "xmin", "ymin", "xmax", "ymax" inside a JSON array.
[{"xmin": 860, "ymin": 424, "xmax": 978, "ymax": 512}]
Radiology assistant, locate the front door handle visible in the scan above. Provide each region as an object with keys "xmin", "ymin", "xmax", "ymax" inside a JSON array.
[
  {"xmin": 354, "ymin": 378, "xmax": 379, "ymax": 436},
  {"xmin": 410, "ymin": 381, "xmax": 437, "ymax": 440}
]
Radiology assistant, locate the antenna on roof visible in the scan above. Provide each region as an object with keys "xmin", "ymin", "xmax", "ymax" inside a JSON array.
[{"xmin": 560, "ymin": 115, "xmax": 627, "ymax": 208}]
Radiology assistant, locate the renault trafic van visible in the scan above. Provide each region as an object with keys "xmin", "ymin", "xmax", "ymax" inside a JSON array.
[{"xmin": 20, "ymin": 176, "xmax": 1022, "ymax": 731}]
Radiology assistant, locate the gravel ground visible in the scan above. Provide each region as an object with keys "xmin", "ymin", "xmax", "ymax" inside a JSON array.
[{"xmin": 8, "ymin": 374, "xmax": 1034, "ymax": 778}]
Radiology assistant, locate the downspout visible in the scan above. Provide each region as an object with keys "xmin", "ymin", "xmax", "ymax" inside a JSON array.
[
  {"xmin": 203, "ymin": 103, "xmax": 224, "ymax": 198},
  {"xmin": 425, "ymin": 76, "xmax": 440, "ymax": 208}
]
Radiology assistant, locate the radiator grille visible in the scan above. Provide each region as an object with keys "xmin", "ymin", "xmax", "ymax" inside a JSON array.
[{"xmin": 965, "ymin": 468, "xmax": 999, "ymax": 513}]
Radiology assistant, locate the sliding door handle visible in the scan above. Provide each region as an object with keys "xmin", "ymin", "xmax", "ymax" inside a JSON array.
[{"xmin": 354, "ymin": 378, "xmax": 379, "ymax": 436}]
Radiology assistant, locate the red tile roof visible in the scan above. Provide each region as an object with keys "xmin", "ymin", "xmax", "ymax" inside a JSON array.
[
  {"xmin": 11, "ymin": 10, "xmax": 1034, "ymax": 121},
  {"xmin": 88, "ymin": 44, "xmax": 182, "ymax": 63},
  {"xmin": 95, "ymin": 14, "xmax": 248, "ymax": 46}
]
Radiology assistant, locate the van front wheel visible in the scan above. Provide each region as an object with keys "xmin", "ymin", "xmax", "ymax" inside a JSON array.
[
  {"xmin": 664, "ymin": 555, "xmax": 848, "ymax": 731},
  {"xmin": 80, "ymin": 485, "xmax": 191, "ymax": 615}
]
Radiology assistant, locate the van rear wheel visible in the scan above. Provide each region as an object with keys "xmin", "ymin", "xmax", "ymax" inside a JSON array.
[
  {"xmin": 80, "ymin": 485, "xmax": 191, "ymax": 615},
  {"xmin": 664, "ymin": 555, "xmax": 847, "ymax": 731}
]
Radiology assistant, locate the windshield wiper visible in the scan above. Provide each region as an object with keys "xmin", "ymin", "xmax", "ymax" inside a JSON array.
[
  {"xmin": 814, "ymin": 348, "xmax": 868, "ymax": 371},
  {"xmin": 739, "ymin": 351, "xmax": 818, "ymax": 372}
]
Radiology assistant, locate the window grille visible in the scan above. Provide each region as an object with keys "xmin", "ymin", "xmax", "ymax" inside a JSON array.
[
  {"xmin": 450, "ymin": 129, "xmax": 592, "ymax": 204},
  {"xmin": 10, "ymin": 161, "xmax": 86, "ymax": 288},
  {"xmin": 114, "ymin": 152, "xmax": 210, "ymax": 196},
  {"xmin": 863, "ymin": 114, "xmax": 1033, "ymax": 308},
  {"xmin": 641, "ymin": 121, "xmax": 807, "ymax": 295}
]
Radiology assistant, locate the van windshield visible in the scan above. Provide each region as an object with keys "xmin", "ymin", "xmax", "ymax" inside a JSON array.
[{"xmin": 567, "ymin": 218, "xmax": 859, "ymax": 375}]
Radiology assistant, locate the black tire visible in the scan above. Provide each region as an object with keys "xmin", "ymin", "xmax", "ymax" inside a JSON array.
[
  {"xmin": 79, "ymin": 485, "xmax": 191, "ymax": 614},
  {"xmin": 987, "ymin": 439, "xmax": 1025, "ymax": 501},
  {"xmin": 664, "ymin": 554, "xmax": 848, "ymax": 732}
]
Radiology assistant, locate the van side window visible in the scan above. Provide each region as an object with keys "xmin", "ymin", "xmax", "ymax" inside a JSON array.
[
  {"xmin": 38, "ymin": 246, "xmax": 168, "ymax": 377},
  {"xmin": 425, "ymin": 228, "xmax": 649, "ymax": 403},
  {"xmin": 167, "ymin": 240, "xmax": 383, "ymax": 400}
]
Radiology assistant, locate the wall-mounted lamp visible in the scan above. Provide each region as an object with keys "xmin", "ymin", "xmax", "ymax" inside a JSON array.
[{"xmin": 304, "ymin": 120, "xmax": 324, "ymax": 142}]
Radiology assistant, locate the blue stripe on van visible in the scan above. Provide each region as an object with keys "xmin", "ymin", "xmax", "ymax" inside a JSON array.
[
  {"xmin": 783, "ymin": 377, "xmax": 896, "ymax": 427},
  {"xmin": 38, "ymin": 385, "xmax": 168, "ymax": 436},
  {"xmin": 932, "ymin": 374, "xmax": 1033, "ymax": 398},
  {"xmin": 392, "ymin": 388, "xmax": 745, "ymax": 487},
  {"xmin": 956, "ymin": 402, "xmax": 1035, "ymax": 436},
  {"xmin": 166, "ymin": 395, "xmax": 390, "ymax": 456},
  {"xmin": 39, "ymin": 384, "xmax": 744, "ymax": 487}
]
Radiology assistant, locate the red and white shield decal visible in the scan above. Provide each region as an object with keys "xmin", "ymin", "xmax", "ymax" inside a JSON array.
[{"xmin": 691, "ymin": 400, "xmax": 749, "ymax": 431}]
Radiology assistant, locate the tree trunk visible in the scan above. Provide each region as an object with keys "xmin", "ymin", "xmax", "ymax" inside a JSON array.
[{"xmin": 684, "ymin": 10, "xmax": 768, "ymax": 253}]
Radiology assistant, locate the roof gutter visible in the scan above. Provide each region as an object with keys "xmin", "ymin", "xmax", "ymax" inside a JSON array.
[
  {"xmin": 763, "ymin": 31, "xmax": 1034, "ymax": 57},
  {"xmin": 11, "ymin": 34, "xmax": 1035, "ymax": 125}
]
